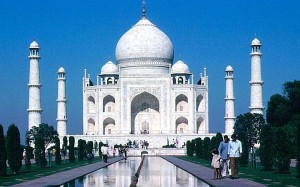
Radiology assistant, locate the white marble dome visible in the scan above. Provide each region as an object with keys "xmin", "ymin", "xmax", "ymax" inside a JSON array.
[
  {"xmin": 29, "ymin": 40, "xmax": 39, "ymax": 48},
  {"xmin": 101, "ymin": 61, "xmax": 118, "ymax": 75},
  {"xmin": 58, "ymin": 66, "xmax": 65, "ymax": 73},
  {"xmin": 225, "ymin": 65, "xmax": 233, "ymax": 72},
  {"xmin": 115, "ymin": 18, "xmax": 174, "ymax": 64},
  {"xmin": 172, "ymin": 60, "xmax": 190, "ymax": 74},
  {"xmin": 251, "ymin": 37, "xmax": 261, "ymax": 46}
]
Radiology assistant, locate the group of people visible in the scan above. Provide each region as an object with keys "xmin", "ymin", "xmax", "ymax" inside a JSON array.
[{"xmin": 211, "ymin": 134, "xmax": 242, "ymax": 180}]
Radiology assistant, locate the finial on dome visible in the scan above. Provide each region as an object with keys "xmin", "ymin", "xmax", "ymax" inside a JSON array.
[{"xmin": 142, "ymin": 0, "xmax": 146, "ymax": 18}]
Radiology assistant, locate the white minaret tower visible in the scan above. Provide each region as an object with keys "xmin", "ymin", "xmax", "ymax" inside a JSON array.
[
  {"xmin": 28, "ymin": 40, "xmax": 43, "ymax": 130},
  {"xmin": 225, "ymin": 65, "xmax": 235, "ymax": 134},
  {"xmin": 249, "ymin": 37, "xmax": 264, "ymax": 114},
  {"xmin": 57, "ymin": 67, "xmax": 67, "ymax": 136}
]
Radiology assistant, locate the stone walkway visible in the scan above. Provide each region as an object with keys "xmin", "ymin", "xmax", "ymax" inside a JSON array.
[
  {"xmin": 162, "ymin": 156, "xmax": 266, "ymax": 187},
  {"xmin": 12, "ymin": 157, "xmax": 124, "ymax": 187}
]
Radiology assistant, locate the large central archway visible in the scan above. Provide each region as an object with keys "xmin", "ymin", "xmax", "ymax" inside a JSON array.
[{"xmin": 131, "ymin": 92, "xmax": 160, "ymax": 134}]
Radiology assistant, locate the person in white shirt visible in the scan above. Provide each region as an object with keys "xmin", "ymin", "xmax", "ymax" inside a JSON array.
[
  {"xmin": 101, "ymin": 144, "xmax": 109, "ymax": 163},
  {"xmin": 228, "ymin": 134, "xmax": 242, "ymax": 179}
]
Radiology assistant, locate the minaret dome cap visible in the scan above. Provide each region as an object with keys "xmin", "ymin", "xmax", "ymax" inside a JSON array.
[
  {"xmin": 29, "ymin": 40, "xmax": 39, "ymax": 49},
  {"xmin": 251, "ymin": 37, "xmax": 261, "ymax": 46},
  {"xmin": 58, "ymin": 66, "xmax": 65, "ymax": 73},
  {"xmin": 225, "ymin": 65, "xmax": 234, "ymax": 72}
]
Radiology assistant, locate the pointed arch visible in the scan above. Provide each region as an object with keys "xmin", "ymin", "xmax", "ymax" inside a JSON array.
[
  {"xmin": 196, "ymin": 94, "xmax": 205, "ymax": 112},
  {"xmin": 88, "ymin": 118, "xmax": 95, "ymax": 134},
  {"xmin": 131, "ymin": 92, "xmax": 160, "ymax": 134},
  {"xmin": 175, "ymin": 117, "xmax": 188, "ymax": 134},
  {"xmin": 175, "ymin": 94, "xmax": 188, "ymax": 112},
  {"xmin": 103, "ymin": 95, "xmax": 115, "ymax": 112},
  {"xmin": 103, "ymin": 117, "xmax": 115, "ymax": 135},
  {"xmin": 87, "ymin": 96, "xmax": 95, "ymax": 113},
  {"xmin": 196, "ymin": 117, "xmax": 205, "ymax": 134}
]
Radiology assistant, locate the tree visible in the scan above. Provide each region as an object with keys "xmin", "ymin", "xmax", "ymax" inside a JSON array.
[
  {"xmin": 25, "ymin": 135, "xmax": 33, "ymax": 170},
  {"xmin": 202, "ymin": 137, "xmax": 211, "ymax": 159},
  {"xmin": 98, "ymin": 141, "xmax": 103, "ymax": 160},
  {"xmin": 266, "ymin": 94, "xmax": 290, "ymax": 127},
  {"xmin": 234, "ymin": 112, "xmax": 265, "ymax": 148},
  {"xmin": 295, "ymin": 120, "xmax": 300, "ymax": 178},
  {"xmin": 259, "ymin": 124, "xmax": 274, "ymax": 171},
  {"xmin": 78, "ymin": 139, "xmax": 84, "ymax": 161},
  {"xmin": 210, "ymin": 136, "xmax": 218, "ymax": 150},
  {"xmin": 87, "ymin": 141, "xmax": 93, "ymax": 154},
  {"xmin": 274, "ymin": 127, "xmax": 291, "ymax": 173},
  {"xmin": 62, "ymin": 136, "xmax": 68, "ymax": 159},
  {"xmin": 216, "ymin": 132, "xmax": 223, "ymax": 147},
  {"xmin": 195, "ymin": 138, "xmax": 202, "ymax": 158},
  {"xmin": 237, "ymin": 132, "xmax": 248, "ymax": 166},
  {"xmin": 6, "ymin": 124, "xmax": 22, "ymax": 174},
  {"xmin": 186, "ymin": 140, "xmax": 194, "ymax": 157},
  {"xmin": 69, "ymin": 136, "xmax": 75, "ymax": 162},
  {"xmin": 54, "ymin": 137, "xmax": 61, "ymax": 165},
  {"xmin": 0, "ymin": 124, "xmax": 7, "ymax": 176},
  {"xmin": 26, "ymin": 123, "xmax": 58, "ymax": 167},
  {"xmin": 283, "ymin": 80, "xmax": 300, "ymax": 115}
]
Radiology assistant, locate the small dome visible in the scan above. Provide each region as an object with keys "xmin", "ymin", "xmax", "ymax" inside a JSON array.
[
  {"xmin": 29, "ymin": 40, "xmax": 39, "ymax": 48},
  {"xmin": 58, "ymin": 67, "xmax": 65, "ymax": 73},
  {"xmin": 251, "ymin": 37, "xmax": 261, "ymax": 46},
  {"xmin": 171, "ymin": 60, "xmax": 190, "ymax": 74},
  {"xmin": 101, "ymin": 61, "xmax": 118, "ymax": 75},
  {"xmin": 115, "ymin": 18, "xmax": 174, "ymax": 64},
  {"xmin": 225, "ymin": 65, "xmax": 233, "ymax": 72}
]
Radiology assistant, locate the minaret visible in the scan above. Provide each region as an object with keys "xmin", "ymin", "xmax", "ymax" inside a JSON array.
[
  {"xmin": 224, "ymin": 65, "xmax": 235, "ymax": 134},
  {"xmin": 28, "ymin": 40, "xmax": 43, "ymax": 130},
  {"xmin": 249, "ymin": 37, "xmax": 264, "ymax": 114},
  {"xmin": 57, "ymin": 67, "xmax": 67, "ymax": 136}
]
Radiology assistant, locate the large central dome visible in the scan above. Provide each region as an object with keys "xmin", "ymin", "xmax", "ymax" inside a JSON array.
[{"xmin": 115, "ymin": 17, "xmax": 174, "ymax": 65}]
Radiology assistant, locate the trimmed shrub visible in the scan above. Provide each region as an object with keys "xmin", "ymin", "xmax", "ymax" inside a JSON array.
[
  {"xmin": 274, "ymin": 127, "xmax": 291, "ymax": 173},
  {"xmin": 6, "ymin": 124, "xmax": 22, "ymax": 174},
  {"xmin": 216, "ymin": 132, "xmax": 223, "ymax": 147},
  {"xmin": 195, "ymin": 138, "xmax": 202, "ymax": 158},
  {"xmin": 203, "ymin": 137, "xmax": 211, "ymax": 159},
  {"xmin": 0, "ymin": 124, "xmax": 7, "ymax": 176},
  {"xmin": 210, "ymin": 136, "xmax": 218, "ymax": 150},
  {"xmin": 296, "ymin": 120, "xmax": 300, "ymax": 178},
  {"xmin": 78, "ymin": 139, "xmax": 84, "ymax": 161},
  {"xmin": 260, "ymin": 124, "xmax": 274, "ymax": 170},
  {"xmin": 69, "ymin": 136, "xmax": 75, "ymax": 163},
  {"xmin": 87, "ymin": 141, "xmax": 93, "ymax": 154},
  {"xmin": 237, "ymin": 132, "xmax": 248, "ymax": 166},
  {"xmin": 54, "ymin": 137, "xmax": 61, "ymax": 165}
]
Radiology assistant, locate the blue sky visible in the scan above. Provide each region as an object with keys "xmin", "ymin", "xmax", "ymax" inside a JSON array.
[{"xmin": 0, "ymin": 1, "xmax": 300, "ymax": 143}]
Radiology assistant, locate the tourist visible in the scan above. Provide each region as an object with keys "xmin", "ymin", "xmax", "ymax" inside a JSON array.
[
  {"xmin": 228, "ymin": 134, "xmax": 242, "ymax": 179},
  {"xmin": 211, "ymin": 149, "xmax": 222, "ymax": 180},
  {"xmin": 113, "ymin": 147, "xmax": 116, "ymax": 157},
  {"xmin": 101, "ymin": 144, "xmax": 109, "ymax": 163},
  {"xmin": 218, "ymin": 135, "xmax": 230, "ymax": 178}
]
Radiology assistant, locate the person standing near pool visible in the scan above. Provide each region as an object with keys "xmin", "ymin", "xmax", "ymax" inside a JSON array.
[
  {"xmin": 228, "ymin": 134, "xmax": 242, "ymax": 179},
  {"xmin": 218, "ymin": 135, "xmax": 231, "ymax": 178},
  {"xmin": 101, "ymin": 144, "xmax": 109, "ymax": 163}
]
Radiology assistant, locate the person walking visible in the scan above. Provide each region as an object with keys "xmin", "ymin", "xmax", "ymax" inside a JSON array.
[
  {"xmin": 218, "ymin": 135, "xmax": 231, "ymax": 178},
  {"xmin": 211, "ymin": 149, "xmax": 222, "ymax": 180},
  {"xmin": 228, "ymin": 134, "xmax": 242, "ymax": 179},
  {"xmin": 101, "ymin": 144, "xmax": 109, "ymax": 163}
]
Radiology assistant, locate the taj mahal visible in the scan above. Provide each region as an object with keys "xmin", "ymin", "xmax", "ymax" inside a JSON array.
[{"xmin": 27, "ymin": 4, "xmax": 263, "ymax": 150}]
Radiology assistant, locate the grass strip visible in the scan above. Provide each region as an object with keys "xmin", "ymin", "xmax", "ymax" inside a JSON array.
[
  {"xmin": 177, "ymin": 156, "xmax": 300, "ymax": 187},
  {"xmin": 0, "ymin": 157, "xmax": 101, "ymax": 186}
]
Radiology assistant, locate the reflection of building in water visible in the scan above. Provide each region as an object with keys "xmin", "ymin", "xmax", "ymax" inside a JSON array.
[{"xmin": 80, "ymin": 157, "xmax": 208, "ymax": 187}]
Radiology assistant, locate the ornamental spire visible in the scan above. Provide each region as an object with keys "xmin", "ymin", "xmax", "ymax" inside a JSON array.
[{"xmin": 142, "ymin": 0, "xmax": 146, "ymax": 18}]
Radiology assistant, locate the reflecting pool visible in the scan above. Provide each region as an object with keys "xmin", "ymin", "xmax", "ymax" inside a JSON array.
[{"xmin": 62, "ymin": 157, "xmax": 210, "ymax": 187}]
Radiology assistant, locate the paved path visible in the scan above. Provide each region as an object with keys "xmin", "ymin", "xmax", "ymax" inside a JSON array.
[
  {"xmin": 12, "ymin": 157, "xmax": 124, "ymax": 187},
  {"xmin": 162, "ymin": 156, "xmax": 266, "ymax": 187}
]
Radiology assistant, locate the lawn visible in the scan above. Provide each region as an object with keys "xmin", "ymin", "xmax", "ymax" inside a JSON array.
[
  {"xmin": 178, "ymin": 156, "xmax": 300, "ymax": 187},
  {"xmin": 0, "ymin": 157, "xmax": 100, "ymax": 186}
]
